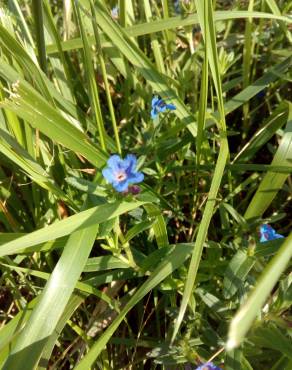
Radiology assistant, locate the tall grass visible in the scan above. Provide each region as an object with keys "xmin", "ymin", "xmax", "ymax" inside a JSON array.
[{"xmin": 0, "ymin": 1, "xmax": 291, "ymax": 369}]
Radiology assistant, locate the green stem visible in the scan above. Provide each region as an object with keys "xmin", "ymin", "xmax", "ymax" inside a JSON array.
[
  {"xmin": 73, "ymin": 1, "xmax": 107, "ymax": 152},
  {"xmin": 32, "ymin": 0, "xmax": 47, "ymax": 74},
  {"xmin": 90, "ymin": 1, "xmax": 121, "ymax": 155}
]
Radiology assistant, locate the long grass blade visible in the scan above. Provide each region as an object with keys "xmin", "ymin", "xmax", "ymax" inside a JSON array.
[{"xmin": 227, "ymin": 232, "xmax": 292, "ymax": 349}]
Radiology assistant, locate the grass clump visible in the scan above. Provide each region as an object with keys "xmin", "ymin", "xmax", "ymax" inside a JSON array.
[{"xmin": 0, "ymin": 1, "xmax": 291, "ymax": 369}]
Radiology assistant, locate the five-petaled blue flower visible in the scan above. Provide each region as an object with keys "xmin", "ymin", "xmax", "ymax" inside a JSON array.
[
  {"xmin": 102, "ymin": 154, "xmax": 144, "ymax": 192},
  {"xmin": 259, "ymin": 224, "xmax": 284, "ymax": 243},
  {"xmin": 195, "ymin": 362, "xmax": 222, "ymax": 370},
  {"xmin": 151, "ymin": 95, "xmax": 176, "ymax": 119}
]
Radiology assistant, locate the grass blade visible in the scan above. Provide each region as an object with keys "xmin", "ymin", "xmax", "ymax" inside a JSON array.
[
  {"xmin": 31, "ymin": 0, "xmax": 47, "ymax": 74},
  {"xmin": 89, "ymin": 1, "xmax": 197, "ymax": 137},
  {"xmin": 172, "ymin": 0, "xmax": 229, "ymax": 342},
  {"xmin": 227, "ymin": 232, "xmax": 292, "ymax": 349},
  {"xmin": 244, "ymin": 102, "xmax": 292, "ymax": 219},
  {"xmin": 0, "ymin": 199, "xmax": 146, "ymax": 257},
  {"xmin": 3, "ymin": 223, "xmax": 99, "ymax": 370},
  {"xmin": 46, "ymin": 11, "xmax": 292, "ymax": 54},
  {"xmin": 74, "ymin": 243, "xmax": 194, "ymax": 369}
]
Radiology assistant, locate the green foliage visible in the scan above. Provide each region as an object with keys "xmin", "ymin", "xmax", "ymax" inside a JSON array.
[{"xmin": 0, "ymin": 0, "xmax": 291, "ymax": 369}]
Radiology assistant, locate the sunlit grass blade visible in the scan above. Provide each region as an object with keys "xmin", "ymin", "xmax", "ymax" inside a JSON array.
[
  {"xmin": 215, "ymin": 56, "xmax": 292, "ymax": 120},
  {"xmin": 74, "ymin": 243, "xmax": 194, "ymax": 369},
  {"xmin": 0, "ymin": 128, "xmax": 70, "ymax": 203},
  {"xmin": 143, "ymin": 0, "xmax": 166, "ymax": 74},
  {"xmin": 3, "ymin": 223, "xmax": 99, "ymax": 370},
  {"xmin": 89, "ymin": 0, "xmax": 121, "ymax": 154},
  {"xmin": 43, "ymin": 0, "xmax": 75, "ymax": 100},
  {"xmin": 31, "ymin": 0, "xmax": 47, "ymax": 73},
  {"xmin": 265, "ymin": 0, "xmax": 292, "ymax": 43},
  {"xmin": 0, "ymin": 199, "xmax": 147, "ymax": 257},
  {"xmin": 223, "ymin": 249, "xmax": 255, "ymax": 299},
  {"xmin": 73, "ymin": 0, "xmax": 107, "ymax": 151},
  {"xmin": 7, "ymin": 0, "xmax": 35, "ymax": 48},
  {"xmin": 45, "ymin": 11, "xmax": 292, "ymax": 54},
  {"xmin": 0, "ymin": 23, "xmax": 53, "ymax": 103},
  {"xmin": 0, "ymin": 65, "xmax": 107, "ymax": 167},
  {"xmin": 242, "ymin": 0, "xmax": 255, "ymax": 131},
  {"xmin": 227, "ymin": 232, "xmax": 292, "ymax": 349},
  {"xmin": 144, "ymin": 204, "xmax": 169, "ymax": 248},
  {"xmin": 0, "ymin": 299, "xmax": 38, "ymax": 368},
  {"xmin": 244, "ymin": 103, "xmax": 292, "ymax": 219},
  {"xmin": 0, "ymin": 262, "xmax": 114, "ymax": 303},
  {"xmin": 233, "ymin": 102, "xmax": 288, "ymax": 163},
  {"xmin": 39, "ymin": 294, "xmax": 85, "ymax": 370},
  {"xmin": 172, "ymin": 0, "xmax": 229, "ymax": 342}
]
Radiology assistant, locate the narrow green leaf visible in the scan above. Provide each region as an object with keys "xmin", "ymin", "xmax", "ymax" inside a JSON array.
[
  {"xmin": 252, "ymin": 325, "xmax": 292, "ymax": 360},
  {"xmin": 0, "ymin": 24, "xmax": 52, "ymax": 103},
  {"xmin": 0, "ymin": 199, "xmax": 146, "ymax": 257},
  {"xmin": 223, "ymin": 249, "xmax": 255, "ymax": 299},
  {"xmin": 73, "ymin": 0, "xmax": 107, "ymax": 151},
  {"xmin": 74, "ymin": 243, "xmax": 193, "ymax": 369},
  {"xmin": 0, "ymin": 68, "xmax": 107, "ymax": 167},
  {"xmin": 0, "ymin": 128, "xmax": 70, "ymax": 202},
  {"xmin": 245, "ymin": 103, "xmax": 292, "ymax": 219},
  {"xmin": 233, "ymin": 102, "xmax": 289, "ymax": 163},
  {"xmin": 84, "ymin": 255, "xmax": 130, "ymax": 272},
  {"xmin": 32, "ymin": 0, "xmax": 47, "ymax": 74},
  {"xmin": 46, "ymin": 11, "xmax": 292, "ymax": 54},
  {"xmin": 144, "ymin": 204, "xmax": 169, "ymax": 248},
  {"xmin": 227, "ymin": 232, "xmax": 292, "ymax": 349},
  {"xmin": 3, "ymin": 223, "xmax": 99, "ymax": 370},
  {"xmin": 172, "ymin": 0, "xmax": 229, "ymax": 342}
]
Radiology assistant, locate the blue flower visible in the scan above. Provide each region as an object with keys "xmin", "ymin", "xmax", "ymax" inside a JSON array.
[
  {"xmin": 111, "ymin": 5, "xmax": 119, "ymax": 19},
  {"xmin": 259, "ymin": 224, "xmax": 284, "ymax": 243},
  {"xmin": 195, "ymin": 362, "xmax": 222, "ymax": 370},
  {"xmin": 102, "ymin": 154, "xmax": 144, "ymax": 192},
  {"xmin": 151, "ymin": 95, "xmax": 176, "ymax": 119}
]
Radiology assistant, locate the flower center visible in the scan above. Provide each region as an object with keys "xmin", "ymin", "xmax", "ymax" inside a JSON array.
[{"xmin": 115, "ymin": 171, "xmax": 127, "ymax": 182}]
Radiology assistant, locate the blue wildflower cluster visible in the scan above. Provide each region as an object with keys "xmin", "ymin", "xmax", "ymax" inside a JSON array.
[
  {"xmin": 259, "ymin": 224, "xmax": 284, "ymax": 243},
  {"xmin": 102, "ymin": 154, "xmax": 144, "ymax": 193}
]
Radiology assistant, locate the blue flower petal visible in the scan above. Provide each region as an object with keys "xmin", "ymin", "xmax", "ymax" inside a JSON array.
[
  {"xmin": 158, "ymin": 105, "xmax": 167, "ymax": 113},
  {"xmin": 102, "ymin": 168, "xmax": 115, "ymax": 183},
  {"xmin": 165, "ymin": 103, "xmax": 176, "ymax": 110},
  {"xmin": 128, "ymin": 171, "xmax": 144, "ymax": 184},
  {"xmin": 157, "ymin": 99, "xmax": 166, "ymax": 108},
  {"xmin": 151, "ymin": 108, "xmax": 158, "ymax": 119},
  {"xmin": 259, "ymin": 224, "xmax": 284, "ymax": 242},
  {"xmin": 150, "ymin": 96, "xmax": 176, "ymax": 119},
  {"xmin": 124, "ymin": 154, "xmax": 137, "ymax": 171},
  {"xmin": 274, "ymin": 233, "xmax": 284, "ymax": 239},
  {"xmin": 151, "ymin": 96, "xmax": 159, "ymax": 108},
  {"xmin": 113, "ymin": 179, "xmax": 130, "ymax": 192},
  {"xmin": 195, "ymin": 362, "xmax": 222, "ymax": 370},
  {"xmin": 107, "ymin": 155, "xmax": 122, "ymax": 170}
]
